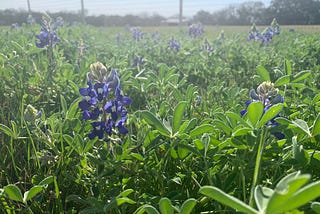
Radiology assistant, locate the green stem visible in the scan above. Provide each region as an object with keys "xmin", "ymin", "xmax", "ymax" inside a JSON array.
[{"xmin": 249, "ymin": 127, "xmax": 267, "ymax": 207}]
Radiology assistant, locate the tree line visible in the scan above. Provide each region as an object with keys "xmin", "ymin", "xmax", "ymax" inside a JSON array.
[{"xmin": 1, "ymin": 0, "xmax": 320, "ymax": 26}]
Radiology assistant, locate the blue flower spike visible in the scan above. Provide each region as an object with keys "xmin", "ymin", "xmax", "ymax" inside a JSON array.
[
  {"xmin": 241, "ymin": 81, "xmax": 285, "ymax": 139},
  {"xmin": 79, "ymin": 62, "xmax": 131, "ymax": 141}
]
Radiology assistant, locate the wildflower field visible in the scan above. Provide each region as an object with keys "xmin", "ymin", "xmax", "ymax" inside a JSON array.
[{"xmin": 1, "ymin": 17, "xmax": 320, "ymax": 213}]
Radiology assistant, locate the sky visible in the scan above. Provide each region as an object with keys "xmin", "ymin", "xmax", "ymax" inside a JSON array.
[{"xmin": 0, "ymin": 0, "xmax": 272, "ymax": 17}]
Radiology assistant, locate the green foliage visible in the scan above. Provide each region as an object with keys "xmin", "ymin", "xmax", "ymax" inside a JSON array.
[
  {"xmin": 200, "ymin": 171, "xmax": 320, "ymax": 214},
  {"xmin": 1, "ymin": 22, "xmax": 320, "ymax": 213}
]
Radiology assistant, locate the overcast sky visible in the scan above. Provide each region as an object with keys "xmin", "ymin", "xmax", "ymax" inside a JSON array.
[{"xmin": 0, "ymin": 0, "xmax": 271, "ymax": 17}]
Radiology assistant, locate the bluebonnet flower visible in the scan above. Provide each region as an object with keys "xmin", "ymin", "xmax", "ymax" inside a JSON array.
[
  {"xmin": 188, "ymin": 24, "xmax": 204, "ymax": 38},
  {"xmin": 94, "ymin": 82, "xmax": 108, "ymax": 102},
  {"xmin": 116, "ymin": 117, "xmax": 129, "ymax": 134},
  {"xmin": 247, "ymin": 23, "xmax": 261, "ymax": 41},
  {"xmin": 169, "ymin": 38, "xmax": 181, "ymax": 51},
  {"xmin": 88, "ymin": 121, "xmax": 106, "ymax": 140},
  {"xmin": 78, "ymin": 82, "xmax": 98, "ymax": 111},
  {"xmin": 82, "ymin": 107, "xmax": 100, "ymax": 120},
  {"xmin": 260, "ymin": 27, "xmax": 274, "ymax": 45},
  {"xmin": 35, "ymin": 15, "xmax": 60, "ymax": 48},
  {"xmin": 200, "ymin": 39, "xmax": 213, "ymax": 53},
  {"xmin": 79, "ymin": 62, "xmax": 131, "ymax": 141},
  {"xmin": 241, "ymin": 82, "xmax": 285, "ymax": 139},
  {"xmin": 271, "ymin": 18, "xmax": 280, "ymax": 35},
  {"xmin": 152, "ymin": 31, "xmax": 160, "ymax": 40},
  {"xmin": 130, "ymin": 27, "xmax": 145, "ymax": 41},
  {"xmin": 247, "ymin": 19, "xmax": 280, "ymax": 45}
]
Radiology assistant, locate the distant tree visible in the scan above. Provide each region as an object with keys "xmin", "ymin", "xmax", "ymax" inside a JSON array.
[
  {"xmin": 269, "ymin": 0, "xmax": 320, "ymax": 24},
  {"xmin": 193, "ymin": 10, "xmax": 214, "ymax": 25},
  {"xmin": 236, "ymin": 1, "xmax": 267, "ymax": 25}
]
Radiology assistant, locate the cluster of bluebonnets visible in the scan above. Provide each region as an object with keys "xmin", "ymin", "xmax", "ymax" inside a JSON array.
[
  {"xmin": 35, "ymin": 15, "xmax": 63, "ymax": 48},
  {"xmin": 130, "ymin": 27, "xmax": 145, "ymax": 41},
  {"xmin": 188, "ymin": 23, "xmax": 204, "ymax": 38},
  {"xmin": 78, "ymin": 62, "xmax": 131, "ymax": 140},
  {"xmin": 168, "ymin": 38, "xmax": 181, "ymax": 51},
  {"xmin": 247, "ymin": 18, "xmax": 280, "ymax": 45},
  {"xmin": 241, "ymin": 81, "xmax": 285, "ymax": 139}
]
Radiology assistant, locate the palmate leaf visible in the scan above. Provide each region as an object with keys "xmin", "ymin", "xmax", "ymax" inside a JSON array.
[
  {"xmin": 285, "ymin": 59, "xmax": 292, "ymax": 76},
  {"xmin": 23, "ymin": 185, "xmax": 43, "ymax": 203},
  {"xmin": 3, "ymin": 185, "xmax": 23, "ymax": 203},
  {"xmin": 189, "ymin": 124, "xmax": 214, "ymax": 137},
  {"xmin": 180, "ymin": 198, "xmax": 197, "ymax": 214},
  {"xmin": 266, "ymin": 172, "xmax": 311, "ymax": 214},
  {"xmin": 0, "ymin": 123, "xmax": 14, "ymax": 138},
  {"xmin": 254, "ymin": 186, "xmax": 274, "ymax": 212},
  {"xmin": 172, "ymin": 101, "xmax": 187, "ymax": 135},
  {"xmin": 291, "ymin": 70, "xmax": 311, "ymax": 83},
  {"xmin": 247, "ymin": 101, "xmax": 263, "ymax": 128},
  {"xmin": 139, "ymin": 110, "xmax": 171, "ymax": 137},
  {"xmin": 274, "ymin": 75, "xmax": 290, "ymax": 87},
  {"xmin": 199, "ymin": 186, "xmax": 258, "ymax": 214},
  {"xmin": 257, "ymin": 65, "xmax": 270, "ymax": 82},
  {"xmin": 257, "ymin": 103, "xmax": 283, "ymax": 128},
  {"xmin": 159, "ymin": 197, "xmax": 174, "ymax": 214},
  {"xmin": 267, "ymin": 180, "xmax": 320, "ymax": 214},
  {"xmin": 312, "ymin": 113, "xmax": 320, "ymax": 136},
  {"xmin": 291, "ymin": 119, "xmax": 312, "ymax": 137},
  {"xmin": 134, "ymin": 205, "xmax": 160, "ymax": 214}
]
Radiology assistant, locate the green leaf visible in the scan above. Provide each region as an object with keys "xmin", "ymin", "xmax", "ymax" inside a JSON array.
[
  {"xmin": 291, "ymin": 119, "xmax": 312, "ymax": 137},
  {"xmin": 312, "ymin": 113, "xmax": 320, "ymax": 136},
  {"xmin": 291, "ymin": 70, "xmax": 311, "ymax": 83},
  {"xmin": 257, "ymin": 104, "xmax": 283, "ymax": 128},
  {"xmin": 266, "ymin": 173, "xmax": 311, "ymax": 214},
  {"xmin": 0, "ymin": 53, "xmax": 8, "ymax": 63},
  {"xmin": 232, "ymin": 127, "xmax": 252, "ymax": 137},
  {"xmin": 178, "ymin": 145, "xmax": 189, "ymax": 159},
  {"xmin": 159, "ymin": 197, "xmax": 174, "ymax": 214},
  {"xmin": 194, "ymin": 139, "xmax": 204, "ymax": 150},
  {"xmin": 247, "ymin": 102, "xmax": 263, "ymax": 127},
  {"xmin": 4, "ymin": 184, "xmax": 23, "ymax": 202},
  {"xmin": 213, "ymin": 119, "xmax": 232, "ymax": 135},
  {"xmin": 285, "ymin": 59, "xmax": 292, "ymax": 76},
  {"xmin": 116, "ymin": 197, "xmax": 136, "ymax": 206},
  {"xmin": 189, "ymin": 124, "xmax": 214, "ymax": 137},
  {"xmin": 172, "ymin": 101, "xmax": 187, "ymax": 135},
  {"xmin": 199, "ymin": 186, "xmax": 258, "ymax": 214},
  {"xmin": 268, "ymin": 181, "xmax": 320, "ymax": 214},
  {"xmin": 134, "ymin": 205, "xmax": 160, "ymax": 214},
  {"xmin": 275, "ymin": 75, "xmax": 290, "ymax": 86},
  {"xmin": 60, "ymin": 94, "xmax": 67, "ymax": 115},
  {"xmin": 117, "ymin": 189, "xmax": 134, "ymax": 197},
  {"xmin": 170, "ymin": 148, "xmax": 178, "ymax": 159},
  {"xmin": 180, "ymin": 198, "xmax": 197, "ymax": 214},
  {"xmin": 38, "ymin": 176, "xmax": 54, "ymax": 186},
  {"xmin": 67, "ymin": 97, "xmax": 82, "ymax": 119},
  {"xmin": 257, "ymin": 65, "xmax": 270, "ymax": 81},
  {"xmin": 225, "ymin": 111, "xmax": 250, "ymax": 127},
  {"xmin": 139, "ymin": 110, "xmax": 170, "ymax": 137},
  {"xmin": 0, "ymin": 123, "xmax": 14, "ymax": 138},
  {"xmin": 23, "ymin": 186, "xmax": 43, "ymax": 203},
  {"xmin": 254, "ymin": 186, "xmax": 273, "ymax": 211},
  {"xmin": 182, "ymin": 118, "xmax": 197, "ymax": 133},
  {"xmin": 311, "ymin": 202, "xmax": 320, "ymax": 214}
]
